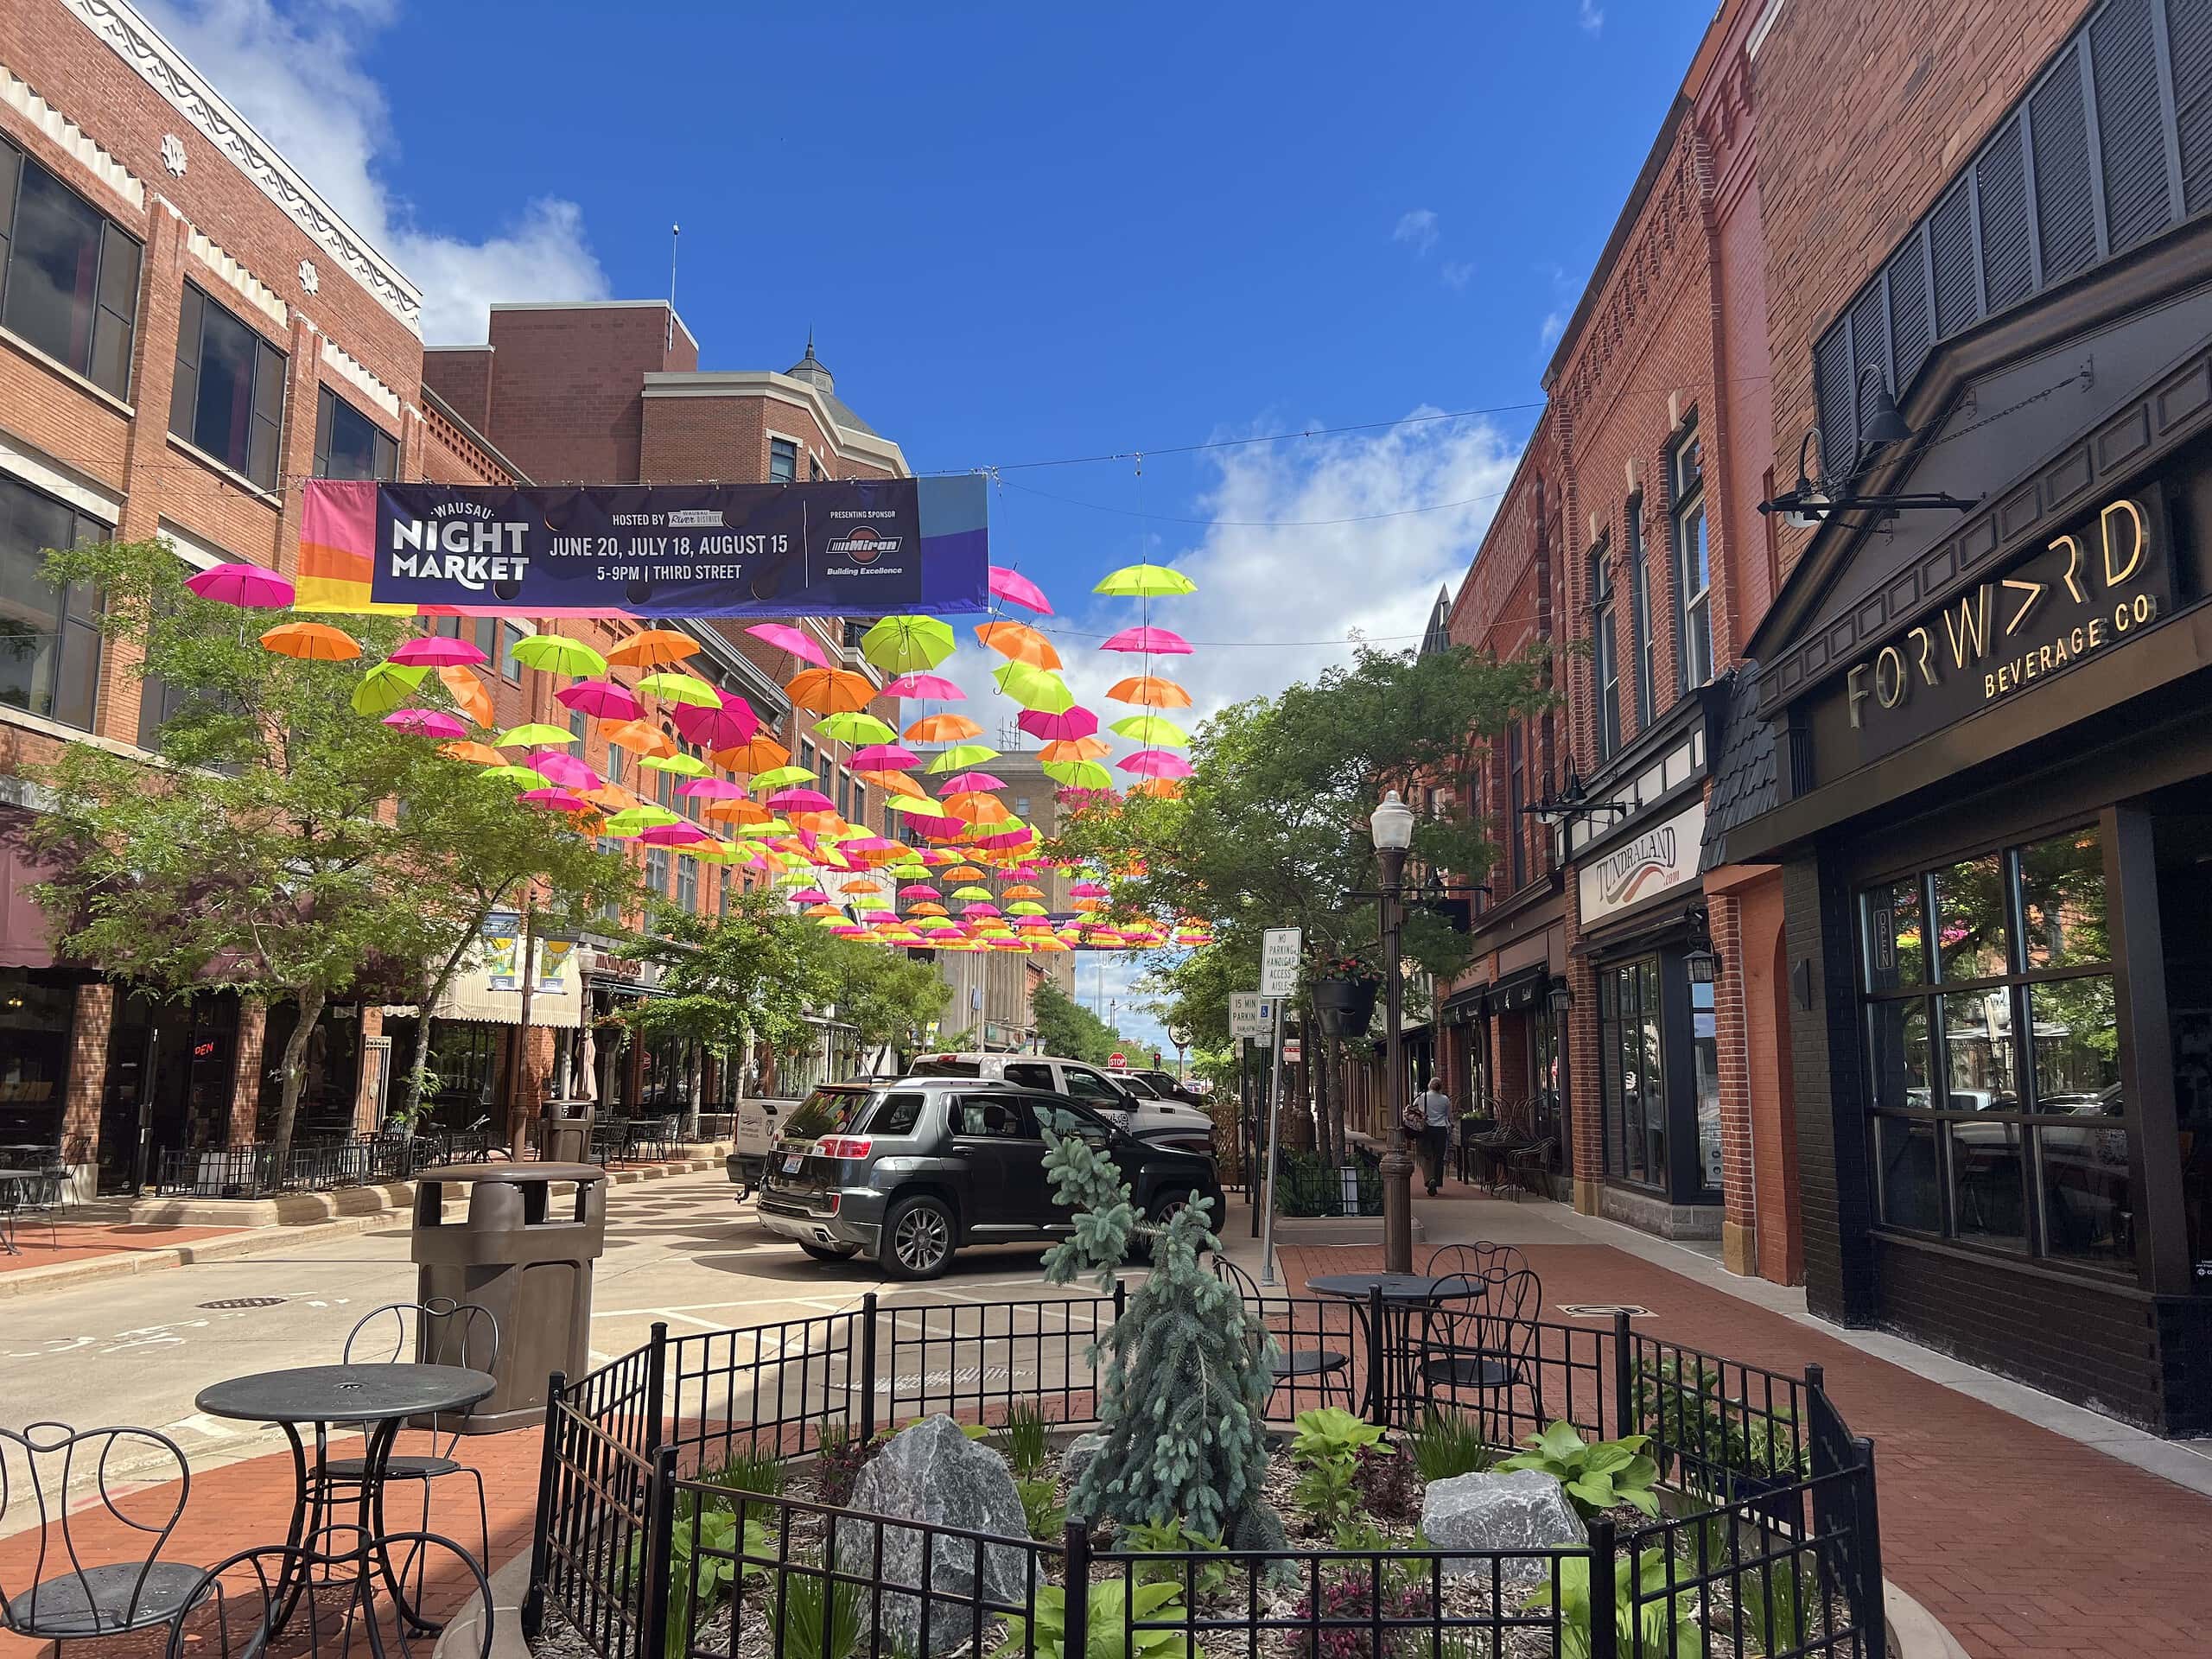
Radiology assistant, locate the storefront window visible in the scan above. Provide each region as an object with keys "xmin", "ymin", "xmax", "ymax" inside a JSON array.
[
  {"xmin": 1599, "ymin": 957, "xmax": 1665, "ymax": 1187},
  {"xmin": 1859, "ymin": 824, "xmax": 2132, "ymax": 1270},
  {"xmin": 1692, "ymin": 978, "xmax": 1721, "ymax": 1192}
]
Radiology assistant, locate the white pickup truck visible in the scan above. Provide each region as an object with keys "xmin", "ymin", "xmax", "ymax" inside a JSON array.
[{"xmin": 903, "ymin": 1052, "xmax": 1219, "ymax": 1157}]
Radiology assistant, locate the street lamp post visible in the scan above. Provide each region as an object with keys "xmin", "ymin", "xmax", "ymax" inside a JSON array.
[{"xmin": 1370, "ymin": 790, "xmax": 1416, "ymax": 1273}]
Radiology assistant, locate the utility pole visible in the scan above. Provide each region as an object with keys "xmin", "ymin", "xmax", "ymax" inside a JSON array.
[{"xmin": 1371, "ymin": 792, "xmax": 1416, "ymax": 1273}]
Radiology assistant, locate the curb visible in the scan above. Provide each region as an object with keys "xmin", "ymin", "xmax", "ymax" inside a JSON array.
[
  {"xmin": 0, "ymin": 1153, "xmax": 728, "ymax": 1302},
  {"xmin": 435, "ymin": 1548, "xmax": 532, "ymax": 1659},
  {"xmin": 1884, "ymin": 1580, "xmax": 1970, "ymax": 1659}
]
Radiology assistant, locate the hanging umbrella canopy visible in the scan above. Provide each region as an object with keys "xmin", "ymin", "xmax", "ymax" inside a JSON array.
[
  {"xmin": 973, "ymin": 825, "xmax": 1037, "ymax": 850},
  {"xmin": 906, "ymin": 813, "xmax": 969, "ymax": 841},
  {"xmin": 1018, "ymin": 706, "xmax": 1098, "ymax": 741},
  {"xmin": 948, "ymin": 885, "xmax": 994, "ymax": 901},
  {"xmin": 944, "ymin": 865, "xmax": 988, "ymax": 881},
  {"xmin": 439, "ymin": 741, "xmax": 506, "ymax": 766},
  {"xmin": 898, "ymin": 883, "xmax": 943, "ymax": 899},
  {"xmin": 703, "ymin": 797, "xmax": 772, "ymax": 823},
  {"xmin": 946, "ymin": 793, "xmax": 1013, "ymax": 825},
  {"xmin": 495, "ymin": 722, "xmax": 575, "ymax": 748},
  {"xmin": 1069, "ymin": 880, "xmax": 1109, "ymax": 897},
  {"xmin": 639, "ymin": 822, "xmax": 715, "ymax": 846},
  {"xmin": 849, "ymin": 742, "xmax": 918, "ymax": 772},
  {"xmin": 483, "ymin": 765, "xmax": 553, "ymax": 790},
  {"xmin": 987, "ymin": 565, "xmax": 1053, "ymax": 613},
  {"xmin": 975, "ymin": 620, "xmax": 1061, "ymax": 669},
  {"xmin": 860, "ymin": 614, "xmax": 957, "ymax": 673},
  {"xmin": 602, "ymin": 719, "xmax": 678, "ymax": 759},
  {"xmin": 1128, "ymin": 777, "xmax": 1185, "ymax": 798},
  {"xmin": 861, "ymin": 769, "xmax": 926, "ymax": 798},
  {"xmin": 607, "ymin": 628, "xmax": 699, "ymax": 669},
  {"xmin": 636, "ymin": 671, "xmax": 721, "ymax": 708},
  {"xmin": 815, "ymin": 711, "xmax": 897, "ymax": 746},
  {"xmin": 383, "ymin": 708, "xmax": 467, "ymax": 740},
  {"xmin": 752, "ymin": 764, "xmax": 817, "ymax": 791},
  {"xmin": 881, "ymin": 793, "xmax": 950, "ymax": 816},
  {"xmin": 962, "ymin": 902, "xmax": 1003, "ymax": 918},
  {"xmin": 350, "ymin": 660, "xmax": 427, "ymax": 715},
  {"xmin": 439, "ymin": 664, "xmax": 495, "ymax": 728},
  {"xmin": 904, "ymin": 712, "xmax": 984, "ymax": 744},
  {"xmin": 678, "ymin": 777, "xmax": 747, "ymax": 799},
  {"xmin": 519, "ymin": 787, "xmax": 592, "ymax": 812},
  {"xmin": 1002, "ymin": 884, "xmax": 1046, "ymax": 900},
  {"xmin": 557, "ymin": 679, "xmax": 644, "ymax": 721},
  {"xmin": 935, "ymin": 771, "xmax": 1007, "ymax": 794},
  {"xmin": 263, "ymin": 621, "xmax": 359, "ymax": 661},
  {"xmin": 512, "ymin": 634, "xmax": 608, "ymax": 677},
  {"xmin": 1040, "ymin": 735, "xmax": 1111, "ymax": 764},
  {"xmin": 880, "ymin": 672, "xmax": 965, "ymax": 701},
  {"xmin": 585, "ymin": 785, "xmax": 641, "ymax": 812},
  {"xmin": 391, "ymin": 634, "xmax": 486, "ymax": 667},
  {"xmin": 640, "ymin": 753, "xmax": 710, "ymax": 777},
  {"xmin": 712, "ymin": 734, "xmax": 791, "ymax": 774},
  {"xmin": 1109, "ymin": 714, "xmax": 1192, "ymax": 747},
  {"xmin": 528, "ymin": 751, "xmax": 601, "ymax": 791},
  {"xmin": 1006, "ymin": 901, "xmax": 1050, "ymax": 916},
  {"xmin": 786, "ymin": 667, "xmax": 876, "ymax": 714},
  {"xmin": 604, "ymin": 804, "xmax": 682, "ymax": 834},
  {"xmin": 1094, "ymin": 563, "xmax": 1198, "ymax": 598},
  {"xmin": 747, "ymin": 622, "xmax": 830, "ymax": 667},
  {"xmin": 769, "ymin": 787, "xmax": 836, "ymax": 812},
  {"xmin": 906, "ymin": 902, "xmax": 950, "ymax": 918},
  {"xmin": 1106, "ymin": 674, "xmax": 1194, "ymax": 709},
  {"xmin": 992, "ymin": 662, "xmax": 1074, "ymax": 713},
  {"xmin": 1101, "ymin": 626, "xmax": 1193, "ymax": 655},
  {"xmin": 671, "ymin": 694, "xmax": 759, "ymax": 749},
  {"xmin": 926, "ymin": 743, "xmax": 1001, "ymax": 773},
  {"xmin": 188, "ymin": 562, "xmax": 295, "ymax": 609}
]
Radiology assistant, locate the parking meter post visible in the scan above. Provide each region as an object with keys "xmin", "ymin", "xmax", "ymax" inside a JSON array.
[{"xmin": 1258, "ymin": 996, "xmax": 1286, "ymax": 1287}]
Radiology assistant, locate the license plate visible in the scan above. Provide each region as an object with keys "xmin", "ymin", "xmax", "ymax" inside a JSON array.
[{"xmin": 782, "ymin": 1154, "xmax": 804, "ymax": 1174}]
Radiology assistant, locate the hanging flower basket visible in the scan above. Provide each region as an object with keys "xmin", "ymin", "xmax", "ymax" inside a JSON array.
[{"xmin": 1312, "ymin": 976, "xmax": 1378, "ymax": 1037}]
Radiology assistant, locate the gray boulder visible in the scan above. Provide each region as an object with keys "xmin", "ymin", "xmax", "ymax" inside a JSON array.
[
  {"xmin": 1059, "ymin": 1432, "xmax": 1109, "ymax": 1492},
  {"xmin": 834, "ymin": 1415, "xmax": 1032, "ymax": 1655},
  {"xmin": 1419, "ymin": 1469, "xmax": 1587, "ymax": 1590}
]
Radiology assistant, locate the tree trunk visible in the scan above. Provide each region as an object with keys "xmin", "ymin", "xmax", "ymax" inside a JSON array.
[
  {"xmin": 401, "ymin": 902, "xmax": 502, "ymax": 1123},
  {"xmin": 1323, "ymin": 1027, "xmax": 1347, "ymax": 1167},
  {"xmin": 265, "ymin": 982, "xmax": 326, "ymax": 1176}
]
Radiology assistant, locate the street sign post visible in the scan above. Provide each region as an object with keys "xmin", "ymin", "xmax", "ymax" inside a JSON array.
[
  {"xmin": 1109, "ymin": 1052, "xmax": 1126, "ymax": 1070},
  {"xmin": 1283, "ymin": 1037, "xmax": 1303, "ymax": 1064},
  {"xmin": 1230, "ymin": 993, "xmax": 1277, "ymax": 1040},
  {"xmin": 1256, "ymin": 929, "xmax": 1299, "ymax": 1287},
  {"xmin": 1260, "ymin": 929, "xmax": 1301, "ymax": 996}
]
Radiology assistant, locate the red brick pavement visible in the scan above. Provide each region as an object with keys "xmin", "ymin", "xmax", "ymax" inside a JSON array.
[
  {"xmin": 1278, "ymin": 1241, "xmax": 2212, "ymax": 1659},
  {"xmin": 0, "ymin": 1223, "xmax": 240, "ymax": 1274}
]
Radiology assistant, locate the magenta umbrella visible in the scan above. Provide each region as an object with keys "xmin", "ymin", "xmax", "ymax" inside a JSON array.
[
  {"xmin": 677, "ymin": 777, "xmax": 747, "ymax": 799},
  {"xmin": 556, "ymin": 679, "xmax": 644, "ymax": 721},
  {"xmin": 639, "ymin": 822, "xmax": 714, "ymax": 846},
  {"xmin": 768, "ymin": 787, "xmax": 836, "ymax": 812},
  {"xmin": 988, "ymin": 565, "xmax": 1053, "ymax": 614},
  {"xmin": 186, "ymin": 562, "xmax": 294, "ymax": 609},
  {"xmin": 843, "ymin": 836, "xmax": 898, "ymax": 853},
  {"xmin": 936, "ymin": 772, "xmax": 1007, "ymax": 794},
  {"xmin": 861, "ymin": 910, "xmax": 901, "ymax": 925},
  {"xmin": 849, "ymin": 742, "xmax": 919, "ymax": 772},
  {"xmin": 1118, "ymin": 748, "xmax": 1194, "ymax": 778},
  {"xmin": 746, "ymin": 623, "xmax": 830, "ymax": 667},
  {"xmin": 519, "ymin": 787, "xmax": 591, "ymax": 812},
  {"xmin": 671, "ymin": 693, "xmax": 760, "ymax": 749},
  {"xmin": 908, "ymin": 814, "xmax": 969, "ymax": 842},
  {"xmin": 974, "ymin": 826, "xmax": 1038, "ymax": 849},
  {"xmin": 788, "ymin": 888, "xmax": 830, "ymax": 905},
  {"xmin": 1070, "ymin": 880, "xmax": 1109, "ymax": 897},
  {"xmin": 391, "ymin": 635, "xmax": 487, "ymax": 668},
  {"xmin": 1017, "ymin": 706, "xmax": 1099, "ymax": 741},
  {"xmin": 383, "ymin": 708, "xmax": 467, "ymax": 740},
  {"xmin": 880, "ymin": 672, "xmax": 966, "ymax": 700},
  {"xmin": 830, "ymin": 925, "xmax": 870, "ymax": 938},
  {"xmin": 962, "ymin": 902, "xmax": 1004, "ymax": 918},
  {"xmin": 898, "ymin": 883, "xmax": 943, "ymax": 899},
  {"xmin": 1101, "ymin": 625, "xmax": 1192, "ymax": 655},
  {"xmin": 528, "ymin": 749, "xmax": 601, "ymax": 791}
]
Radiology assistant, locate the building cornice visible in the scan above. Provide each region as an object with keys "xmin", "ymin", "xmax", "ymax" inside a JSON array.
[
  {"xmin": 641, "ymin": 371, "xmax": 910, "ymax": 476},
  {"xmin": 60, "ymin": 0, "xmax": 423, "ymax": 336}
]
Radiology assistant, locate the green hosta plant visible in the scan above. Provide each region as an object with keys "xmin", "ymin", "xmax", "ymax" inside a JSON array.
[
  {"xmin": 1290, "ymin": 1407, "xmax": 1393, "ymax": 1529},
  {"xmin": 1522, "ymin": 1548, "xmax": 1700, "ymax": 1659},
  {"xmin": 1290, "ymin": 1408, "xmax": 1389, "ymax": 1463},
  {"xmin": 1122, "ymin": 1516, "xmax": 1229, "ymax": 1597},
  {"xmin": 637, "ymin": 1507, "xmax": 769, "ymax": 1659},
  {"xmin": 1498, "ymin": 1422, "xmax": 1660, "ymax": 1519},
  {"xmin": 991, "ymin": 1580, "xmax": 1195, "ymax": 1659}
]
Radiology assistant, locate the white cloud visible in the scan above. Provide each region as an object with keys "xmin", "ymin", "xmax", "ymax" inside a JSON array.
[
  {"xmin": 1393, "ymin": 209, "xmax": 1440, "ymax": 256},
  {"xmin": 1440, "ymin": 260, "xmax": 1475, "ymax": 291},
  {"xmin": 142, "ymin": 0, "xmax": 609, "ymax": 343},
  {"xmin": 1539, "ymin": 308, "xmax": 1567, "ymax": 349},
  {"xmin": 1578, "ymin": 0, "xmax": 1605, "ymax": 34}
]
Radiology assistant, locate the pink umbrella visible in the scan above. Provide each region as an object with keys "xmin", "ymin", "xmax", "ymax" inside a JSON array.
[
  {"xmin": 849, "ymin": 743, "xmax": 919, "ymax": 772},
  {"xmin": 1070, "ymin": 880, "xmax": 1109, "ymax": 897},
  {"xmin": 1101, "ymin": 626, "xmax": 1192, "ymax": 655},
  {"xmin": 519, "ymin": 787, "xmax": 591, "ymax": 812},
  {"xmin": 671, "ymin": 693, "xmax": 759, "ymax": 749},
  {"xmin": 1017, "ymin": 706, "xmax": 1098, "ymax": 741},
  {"xmin": 186, "ymin": 562, "xmax": 295, "ymax": 609},
  {"xmin": 788, "ymin": 888, "xmax": 830, "ymax": 904},
  {"xmin": 843, "ymin": 836, "xmax": 898, "ymax": 853},
  {"xmin": 391, "ymin": 635, "xmax": 488, "ymax": 668},
  {"xmin": 936, "ymin": 772, "xmax": 1007, "ymax": 794},
  {"xmin": 557, "ymin": 679, "xmax": 644, "ymax": 721},
  {"xmin": 988, "ymin": 565, "xmax": 1053, "ymax": 614},
  {"xmin": 383, "ymin": 708, "xmax": 467, "ymax": 740},
  {"xmin": 830, "ymin": 925, "xmax": 869, "ymax": 937},
  {"xmin": 861, "ymin": 910, "xmax": 901, "ymax": 925},
  {"xmin": 768, "ymin": 787, "xmax": 836, "ymax": 812},
  {"xmin": 529, "ymin": 750, "xmax": 601, "ymax": 791},
  {"xmin": 880, "ymin": 673, "xmax": 966, "ymax": 701},
  {"xmin": 973, "ymin": 826, "xmax": 1038, "ymax": 849},
  {"xmin": 639, "ymin": 823, "xmax": 714, "ymax": 846},
  {"xmin": 747, "ymin": 623, "xmax": 830, "ymax": 667},
  {"xmin": 1118, "ymin": 748, "xmax": 1194, "ymax": 779},
  {"xmin": 677, "ymin": 777, "xmax": 747, "ymax": 799},
  {"xmin": 898, "ymin": 884, "xmax": 943, "ymax": 899},
  {"xmin": 962, "ymin": 902, "xmax": 1003, "ymax": 918},
  {"xmin": 908, "ymin": 814, "xmax": 969, "ymax": 842}
]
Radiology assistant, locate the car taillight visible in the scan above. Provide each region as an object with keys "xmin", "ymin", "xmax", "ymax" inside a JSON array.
[{"xmin": 815, "ymin": 1136, "xmax": 873, "ymax": 1160}]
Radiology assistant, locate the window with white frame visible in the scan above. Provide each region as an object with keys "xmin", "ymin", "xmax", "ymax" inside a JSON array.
[{"xmin": 1670, "ymin": 426, "xmax": 1713, "ymax": 690}]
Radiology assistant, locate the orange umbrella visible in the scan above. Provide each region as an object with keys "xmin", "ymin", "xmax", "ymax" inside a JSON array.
[
  {"xmin": 842, "ymin": 879, "xmax": 886, "ymax": 895},
  {"xmin": 906, "ymin": 901, "xmax": 950, "ymax": 918},
  {"xmin": 858, "ymin": 769, "xmax": 926, "ymax": 798},
  {"xmin": 1107, "ymin": 675, "xmax": 1193, "ymax": 709},
  {"xmin": 1002, "ymin": 884, "xmax": 1046, "ymax": 900},
  {"xmin": 607, "ymin": 628, "xmax": 700, "ymax": 669},
  {"xmin": 438, "ymin": 664, "xmax": 495, "ymax": 728},
  {"xmin": 584, "ymin": 785, "xmax": 641, "ymax": 812},
  {"xmin": 1040, "ymin": 735, "xmax": 1111, "ymax": 763},
  {"xmin": 1128, "ymin": 777, "xmax": 1184, "ymax": 798},
  {"xmin": 975, "ymin": 620, "xmax": 1061, "ymax": 669},
  {"xmin": 944, "ymin": 864, "xmax": 988, "ymax": 880},
  {"xmin": 904, "ymin": 713, "xmax": 984, "ymax": 744},
  {"xmin": 262, "ymin": 621, "xmax": 359, "ymax": 661},
  {"xmin": 944, "ymin": 793, "xmax": 1013, "ymax": 825},
  {"xmin": 786, "ymin": 668, "xmax": 875, "ymax": 715},
  {"xmin": 703, "ymin": 798, "xmax": 772, "ymax": 825},
  {"xmin": 713, "ymin": 734, "xmax": 791, "ymax": 774},
  {"xmin": 438, "ymin": 741, "xmax": 505, "ymax": 766},
  {"xmin": 804, "ymin": 903, "xmax": 843, "ymax": 918},
  {"xmin": 601, "ymin": 718, "xmax": 677, "ymax": 759}
]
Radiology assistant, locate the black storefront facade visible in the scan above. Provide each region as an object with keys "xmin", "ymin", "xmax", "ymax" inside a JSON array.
[{"xmin": 1725, "ymin": 53, "xmax": 2212, "ymax": 1430}]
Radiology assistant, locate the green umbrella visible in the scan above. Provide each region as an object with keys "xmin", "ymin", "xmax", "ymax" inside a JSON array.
[
  {"xmin": 815, "ymin": 711, "xmax": 898, "ymax": 745},
  {"xmin": 1042, "ymin": 759, "xmax": 1114, "ymax": 789},
  {"xmin": 1006, "ymin": 901, "xmax": 1050, "ymax": 916},
  {"xmin": 1093, "ymin": 563, "xmax": 1198, "ymax": 598},
  {"xmin": 604, "ymin": 805, "xmax": 683, "ymax": 834},
  {"xmin": 495, "ymin": 723, "xmax": 575, "ymax": 748},
  {"xmin": 860, "ymin": 614, "xmax": 957, "ymax": 673},
  {"xmin": 736, "ymin": 819, "xmax": 793, "ymax": 838},
  {"xmin": 880, "ymin": 794, "xmax": 945, "ymax": 815},
  {"xmin": 636, "ymin": 671, "xmax": 721, "ymax": 708},
  {"xmin": 950, "ymin": 886, "xmax": 995, "ymax": 900},
  {"xmin": 640, "ymin": 753, "xmax": 709, "ymax": 776},
  {"xmin": 482, "ymin": 765, "xmax": 553, "ymax": 790},
  {"xmin": 512, "ymin": 633, "xmax": 608, "ymax": 677},
  {"xmin": 926, "ymin": 743, "xmax": 1001, "ymax": 773},
  {"xmin": 992, "ymin": 662, "xmax": 1073, "ymax": 713},
  {"xmin": 752, "ymin": 764, "xmax": 817, "ymax": 791},
  {"xmin": 351, "ymin": 660, "xmax": 428, "ymax": 715},
  {"xmin": 1109, "ymin": 714, "xmax": 1192, "ymax": 747}
]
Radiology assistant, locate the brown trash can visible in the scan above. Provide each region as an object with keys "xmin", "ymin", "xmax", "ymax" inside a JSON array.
[
  {"xmin": 410, "ymin": 1162, "xmax": 607, "ymax": 1433},
  {"xmin": 540, "ymin": 1102, "xmax": 595, "ymax": 1165}
]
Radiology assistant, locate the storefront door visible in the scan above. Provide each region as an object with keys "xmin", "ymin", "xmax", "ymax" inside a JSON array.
[{"xmin": 98, "ymin": 993, "xmax": 238, "ymax": 1193}]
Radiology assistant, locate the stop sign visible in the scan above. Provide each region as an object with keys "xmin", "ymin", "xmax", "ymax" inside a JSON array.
[{"xmin": 1109, "ymin": 1052, "xmax": 1126, "ymax": 1070}]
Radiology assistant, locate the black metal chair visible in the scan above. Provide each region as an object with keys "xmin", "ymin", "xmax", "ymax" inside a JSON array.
[
  {"xmin": 1426, "ymin": 1242, "xmax": 1532, "ymax": 1287},
  {"xmin": 1412, "ymin": 1266, "xmax": 1548, "ymax": 1443},
  {"xmin": 166, "ymin": 1531, "xmax": 493, "ymax": 1659},
  {"xmin": 325, "ymin": 1301, "xmax": 499, "ymax": 1567},
  {"xmin": 0, "ymin": 1163, "xmax": 68, "ymax": 1253},
  {"xmin": 1210, "ymin": 1255, "xmax": 1353, "ymax": 1414},
  {"xmin": 0, "ymin": 1421, "xmax": 199, "ymax": 1644}
]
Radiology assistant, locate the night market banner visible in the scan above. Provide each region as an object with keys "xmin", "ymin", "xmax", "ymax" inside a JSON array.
[{"xmin": 296, "ymin": 476, "xmax": 989, "ymax": 617}]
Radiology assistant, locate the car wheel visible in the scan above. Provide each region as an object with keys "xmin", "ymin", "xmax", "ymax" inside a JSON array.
[
  {"xmin": 880, "ymin": 1196, "xmax": 956, "ymax": 1280},
  {"xmin": 799, "ymin": 1241, "xmax": 860, "ymax": 1262}
]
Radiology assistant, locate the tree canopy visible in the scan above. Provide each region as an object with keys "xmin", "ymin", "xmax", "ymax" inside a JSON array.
[{"xmin": 1030, "ymin": 978, "xmax": 1159, "ymax": 1066}]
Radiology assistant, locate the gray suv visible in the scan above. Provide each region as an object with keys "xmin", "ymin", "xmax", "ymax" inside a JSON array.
[{"xmin": 755, "ymin": 1078, "xmax": 1224, "ymax": 1280}]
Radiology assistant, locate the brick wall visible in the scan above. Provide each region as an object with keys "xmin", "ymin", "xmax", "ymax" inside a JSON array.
[
  {"xmin": 423, "ymin": 347, "xmax": 494, "ymax": 436},
  {"xmin": 478, "ymin": 305, "xmax": 689, "ymax": 484}
]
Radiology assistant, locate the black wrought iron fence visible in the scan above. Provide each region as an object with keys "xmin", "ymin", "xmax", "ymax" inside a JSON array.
[
  {"xmin": 152, "ymin": 1128, "xmax": 498, "ymax": 1198},
  {"xmin": 528, "ymin": 1295, "xmax": 1887, "ymax": 1659}
]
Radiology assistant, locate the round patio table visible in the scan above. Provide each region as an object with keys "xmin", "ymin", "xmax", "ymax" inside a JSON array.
[
  {"xmin": 1306, "ymin": 1273, "xmax": 1471, "ymax": 1423},
  {"xmin": 195, "ymin": 1363, "xmax": 494, "ymax": 1635}
]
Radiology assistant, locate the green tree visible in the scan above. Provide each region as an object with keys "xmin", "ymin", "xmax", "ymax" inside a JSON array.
[
  {"xmin": 1032, "ymin": 979, "xmax": 1114, "ymax": 1065},
  {"xmin": 27, "ymin": 539, "xmax": 632, "ymax": 1166},
  {"xmin": 794, "ymin": 923, "xmax": 951, "ymax": 1064}
]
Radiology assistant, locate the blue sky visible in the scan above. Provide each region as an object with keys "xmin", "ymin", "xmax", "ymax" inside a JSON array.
[{"xmin": 148, "ymin": 0, "xmax": 1713, "ymax": 1049}]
